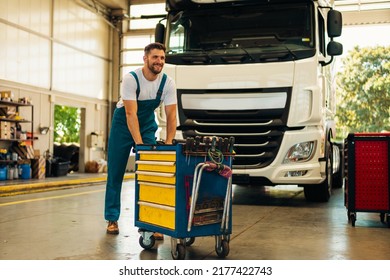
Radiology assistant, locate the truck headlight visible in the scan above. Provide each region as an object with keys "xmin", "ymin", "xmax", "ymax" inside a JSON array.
[{"xmin": 283, "ymin": 141, "xmax": 316, "ymax": 163}]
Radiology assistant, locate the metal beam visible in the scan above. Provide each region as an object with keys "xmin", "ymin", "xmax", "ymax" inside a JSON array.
[
  {"xmin": 130, "ymin": 0, "xmax": 163, "ymax": 4},
  {"xmin": 95, "ymin": 0, "xmax": 129, "ymax": 10},
  {"xmin": 341, "ymin": 9, "xmax": 390, "ymax": 25}
]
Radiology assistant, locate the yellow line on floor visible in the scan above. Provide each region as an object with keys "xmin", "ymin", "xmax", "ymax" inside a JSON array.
[
  {"xmin": 0, "ymin": 174, "xmax": 135, "ymax": 196},
  {"xmin": 0, "ymin": 189, "xmax": 105, "ymax": 207}
]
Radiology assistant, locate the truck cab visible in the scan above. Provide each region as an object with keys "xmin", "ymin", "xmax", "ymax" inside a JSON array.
[{"xmin": 157, "ymin": 0, "xmax": 343, "ymax": 202}]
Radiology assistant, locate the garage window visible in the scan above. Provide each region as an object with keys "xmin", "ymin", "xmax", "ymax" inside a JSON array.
[{"xmin": 121, "ymin": 1, "xmax": 166, "ymax": 77}]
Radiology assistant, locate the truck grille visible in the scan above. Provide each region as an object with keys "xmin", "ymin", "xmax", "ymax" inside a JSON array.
[{"xmin": 177, "ymin": 87, "xmax": 292, "ymax": 169}]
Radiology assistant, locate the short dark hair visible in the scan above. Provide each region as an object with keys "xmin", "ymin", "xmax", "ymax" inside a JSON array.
[{"xmin": 144, "ymin": 42, "xmax": 166, "ymax": 55}]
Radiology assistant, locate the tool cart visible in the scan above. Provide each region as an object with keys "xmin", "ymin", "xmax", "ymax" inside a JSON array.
[
  {"xmin": 344, "ymin": 132, "xmax": 390, "ymax": 227},
  {"xmin": 134, "ymin": 136, "xmax": 234, "ymax": 259}
]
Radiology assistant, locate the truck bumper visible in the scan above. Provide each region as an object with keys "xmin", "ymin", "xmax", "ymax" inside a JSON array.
[{"xmin": 232, "ymin": 128, "xmax": 326, "ymax": 185}]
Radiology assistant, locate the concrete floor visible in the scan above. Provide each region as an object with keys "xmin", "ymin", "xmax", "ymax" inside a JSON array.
[{"xmin": 0, "ymin": 180, "xmax": 390, "ymax": 260}]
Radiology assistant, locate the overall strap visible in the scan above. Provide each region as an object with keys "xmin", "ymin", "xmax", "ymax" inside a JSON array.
[
  {"xmin": 130, "ymin": 71, "xmax": 140, "ymax": 99},
  {"xmin": 156, "ymin": 73, "xmax": 167, "ymax": 100}
]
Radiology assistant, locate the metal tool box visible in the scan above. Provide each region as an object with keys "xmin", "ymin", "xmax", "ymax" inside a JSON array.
[
  {"xmin": 344, "ymin": 132, "xmax": 390, "ymax": 227},
  {"xmin": 134, "ymin": 137, "xmax": 234, "ymax": 259}
]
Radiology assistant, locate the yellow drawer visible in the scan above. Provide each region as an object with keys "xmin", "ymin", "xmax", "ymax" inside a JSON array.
[
  {"xmin": 138, "ymin": 201, "xmax": 175, "ymax": 230},
  {"xmin": 136, "ymin": 170, "xmax": 176, "ymax": 185},
  {"xmin": 139, "ymin": 181, "xmax": 176, "ymax": 206},
  {"xmin": 138, "ymin": 150, "xmax": 176, "ymax": 162},
  {"xmin": 136, "ymin": 160, "xmax": 176, "ymax": 173}
]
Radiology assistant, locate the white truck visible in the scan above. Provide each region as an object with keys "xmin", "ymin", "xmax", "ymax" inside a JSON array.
[{"xmin": 156, "ymin": 0, "xmax": 344, "ymax": 202}]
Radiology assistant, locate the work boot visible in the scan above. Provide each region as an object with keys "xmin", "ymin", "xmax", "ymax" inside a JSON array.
[
  {"xmin": 106, "ymin": 221, "xmax": 119, "ymax": 234},
  {"xmin": 153, "ymin": 232, "xmax": 164, "ymax": 240}
]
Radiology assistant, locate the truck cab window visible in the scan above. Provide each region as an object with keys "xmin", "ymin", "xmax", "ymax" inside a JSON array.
[
  {"xmin": 318, "ymin": 9, "xmax": 327, "ymax": 57},
  {"xmin": 166, "ymin": 3, "xmax": 316, "ymax": 65},
  {"xmin": 168, "ymin": 21, "xmax": 185, "ymax": 53}
]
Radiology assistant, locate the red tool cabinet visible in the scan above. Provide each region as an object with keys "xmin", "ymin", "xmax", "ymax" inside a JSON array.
[
  {"xmin": 344, "ymin": 133, "xmax": 390, "ymax": 227},
  {"xmin": 344, "ymin": 132, "xmax": 390, "ymax": 227}
]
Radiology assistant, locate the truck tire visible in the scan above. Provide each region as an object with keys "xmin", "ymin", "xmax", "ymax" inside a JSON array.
[
  {"xmin": 332, "ymin": 142, "xmax": 344, "ymax": 189},
  {"xmin": 304, "ymin": 141, "xmax": 333, "ymax": 202}
]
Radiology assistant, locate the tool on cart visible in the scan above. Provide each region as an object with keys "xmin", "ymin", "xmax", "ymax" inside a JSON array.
[
  {"xmin": 187, "ymin": 160, "xmax": 232, "ymax": 231},
  {"xmin": 228, "ymin": 136, "xmax": 235, "ymax": 153},
  {"xmin": 134, "ymin": 137, "xmax": 235, "ymax": 259}
]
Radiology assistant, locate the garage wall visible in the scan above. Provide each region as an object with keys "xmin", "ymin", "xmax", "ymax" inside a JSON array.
[
  {"xmin": 0, "ymin": 0, "xmax": 114, "ymax": 169},
  {"xmin": 0, "ymin": 0, "xmax": 51, "ymax": 88},
  {"xmin": 52, "ymin": 0, "xmax": 111, "ymax": 98}
]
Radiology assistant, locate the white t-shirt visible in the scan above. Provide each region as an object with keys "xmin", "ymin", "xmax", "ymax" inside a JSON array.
[{"xmin": 117, "ymin": 68, "xmax": 177, "ymax": 108}]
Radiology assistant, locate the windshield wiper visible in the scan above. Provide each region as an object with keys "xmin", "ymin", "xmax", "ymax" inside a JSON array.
[
  {"xmin": 207, "ymin": 46, "xmax": 255, "ymax": 63},
  {"xmin": 280, "ymin": 44, "xmax": 298, "ymax": 60},
  {"xmin": 179, "ymin": 49, "xmax": 212, "ymax": 64},
  {"xmin": 239, "ymin": 47, "xmax": 255, "ymax": 62},
  {"xmin": 249, "ymin": 44, "xmax": 298, "ymax": 61}
]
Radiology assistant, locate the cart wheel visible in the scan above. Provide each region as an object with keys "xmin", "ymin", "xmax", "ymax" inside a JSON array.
[
  {"xmin": 215, "ymin": 239, "xmax": 229, "ymax": 258},
  {"xmin": 350, "ymin": 213, "xmax": 356, "ymax": 227},
  {"xmin": 171, "ymin": 244, "xmax": 186, "ymax": 260},
  {"xmin": 380, "ymin": 213, "xmax": 385, "ymax": 223},
  {"xmin": 139, "ymin": 235, "xmax": 155, "ymax": 250},
  {"xmin": 185, "ymin": 237, "xmax": 195, "ymax": 247}
]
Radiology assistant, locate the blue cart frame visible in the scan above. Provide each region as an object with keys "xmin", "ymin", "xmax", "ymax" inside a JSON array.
[{"xmin": 134, "ymin": 142, "xmax": 233, "ymax": 259}]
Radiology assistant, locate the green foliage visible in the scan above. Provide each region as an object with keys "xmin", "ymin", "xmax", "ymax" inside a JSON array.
[
  {"xmin": 54, "ymin": 105, "xmax": 81, "ymax": 143},
  {"xmin": 336, "ymin": 45, "xmax": 390, "ymax": 139}
]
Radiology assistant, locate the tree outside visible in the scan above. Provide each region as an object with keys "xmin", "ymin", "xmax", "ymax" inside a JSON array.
[
  {"xmin": 336, "ymin": 45, "xmax": 390, "ymax": 139},
  {"xmin": 54, "ymin": 105, "xmax": 81, "ymax": 143}
]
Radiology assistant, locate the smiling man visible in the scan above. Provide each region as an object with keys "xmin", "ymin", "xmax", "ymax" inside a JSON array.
[{"xmin": 104, "ymin": 43, "xmax": 177, "ymax": 239}]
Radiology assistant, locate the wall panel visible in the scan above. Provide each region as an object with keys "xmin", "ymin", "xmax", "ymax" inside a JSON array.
[
  {"xmin": 53, "ymin": 0, "xmax": 110, "ymax": 59},
  {"xmin": 52, "ymin": 43, "xmax": 108, "ymax": 99},
  {"xmin": 0, "ymin": 23, "xmax": 51, "ymax": 88},
  {"xmin": 0, "ymin": 0, "xmax": 51, "ymax": 34}
]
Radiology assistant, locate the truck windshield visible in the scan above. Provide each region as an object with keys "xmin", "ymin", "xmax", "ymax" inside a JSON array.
[{"xmin": 166, "ymin": 3, "xmax": 315, "ymax": 64}]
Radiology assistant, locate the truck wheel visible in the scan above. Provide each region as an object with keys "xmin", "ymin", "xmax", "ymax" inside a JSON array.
[
  {"xmin": 332, "ymin": 142, "xmax": 344, "ymax": 189},
  {"xmin": 304, "ymin": 141, "xmax": 333, "ymax": 202}
]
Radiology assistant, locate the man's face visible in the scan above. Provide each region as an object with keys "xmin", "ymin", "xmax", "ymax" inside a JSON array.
[{"xmin": 144, "ymin": 49, "xmax": 165, "ymax": 75}]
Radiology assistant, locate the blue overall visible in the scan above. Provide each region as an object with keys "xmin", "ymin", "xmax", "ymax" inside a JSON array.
[{"xmin": 104, "ymin": 72, "xmax": 167, "ymax": 221}]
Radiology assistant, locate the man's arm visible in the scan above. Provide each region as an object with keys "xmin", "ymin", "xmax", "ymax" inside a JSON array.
[
  {"xmin": 123, "ymin": 100, "xmax": 143, "ymax": 144},
  {"xmin": 164, "ymin": 104, "xmax": 177, "ymax": 144}
]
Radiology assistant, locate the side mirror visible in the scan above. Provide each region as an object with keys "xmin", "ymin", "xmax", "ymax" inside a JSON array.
[
  {"xmin": 327, "ymin": 10, "xmax": 342, "ymax": 38},
  {"xmin": 327, "ymin": 41, "xmax": 343, "ymax": 56},
  {"xmin": 321, "ymin": 39, "xmax": 343, "ymax": 66},
  {"xmin": 155, "ymin": 23, "xmax": 165, "ymax": 43}
]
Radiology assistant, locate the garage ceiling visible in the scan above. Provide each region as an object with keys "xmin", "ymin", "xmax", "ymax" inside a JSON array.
[
  {"xmin": 335, "ymin": 0, "xmax": 390, "ymax": 25},
  {"xmin": 93, "ymin": 0, "xmax": 129, "ymax": 10},
  {"xmin": 93, "ymin": 0, "xmax": 390, "ymax": 25}
]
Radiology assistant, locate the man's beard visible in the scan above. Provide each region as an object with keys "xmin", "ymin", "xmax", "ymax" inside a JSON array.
[{"xmin": 148, "ymin": 62, "xmax": 163, "ymax": 75}]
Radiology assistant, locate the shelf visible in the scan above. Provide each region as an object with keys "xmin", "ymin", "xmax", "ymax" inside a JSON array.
[
  {"xmin": 0, "ymin": 138, "xmax": 33, "ymax": 142},
  {"xmin": 0, "ymin": 160, "xmax": 17, "ymax": 164},
  {"xmin": 0, "ymin": 100, "xmax": 34, "ymax": 163},
  {"xmin": 0, "ymin": 117, "xmax": 31, "ymax": 123},
  {"xmin": 0, "ymin": 100, "xmax": 33, "ymax": 107}
]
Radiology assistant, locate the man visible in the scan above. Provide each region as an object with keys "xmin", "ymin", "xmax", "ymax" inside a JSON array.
[{"xmin": 104, "ymin": 42, "xmax": 177, "ymax": 238}]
